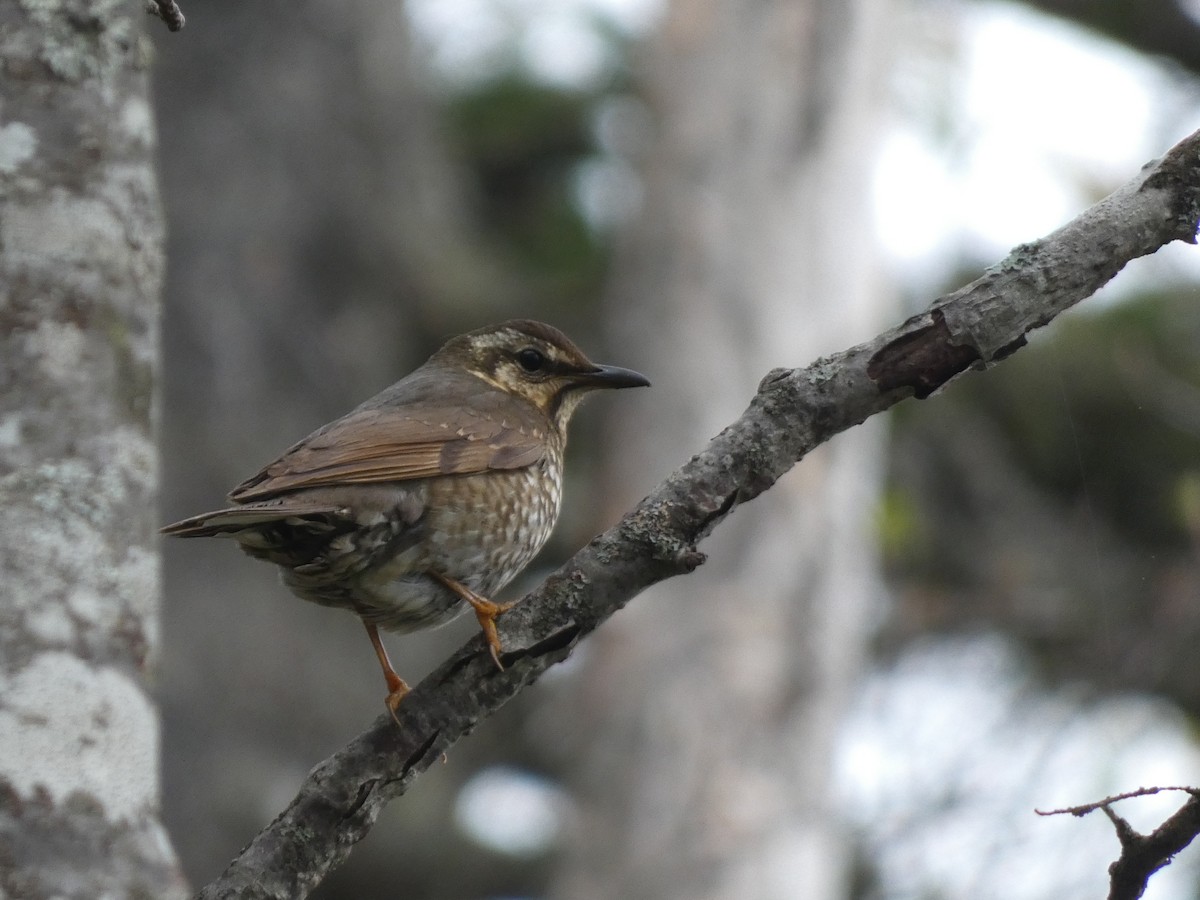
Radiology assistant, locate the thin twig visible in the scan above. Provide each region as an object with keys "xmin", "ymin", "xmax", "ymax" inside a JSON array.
[{"xmin": 1036, "ymin": 786, "xmax": 1198, "ymax": 818}]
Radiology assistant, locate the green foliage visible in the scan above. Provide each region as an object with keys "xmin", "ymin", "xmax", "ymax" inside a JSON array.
[
  {"xmin": 446, "ymin": 73, "xmax": 611, "ymax": 304},
  {"xmin": 913, "ymin": 288, "xmax": 1200, "ymax": 548},
  {"xmin": 876, "ymin": 486, "xmax": 929, "ymax": 562}
]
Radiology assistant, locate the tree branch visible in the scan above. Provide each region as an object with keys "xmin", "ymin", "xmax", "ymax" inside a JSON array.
[
  {"xmin": 195, "ymin": 128, "xmax": 1200, "ymax": 899},
  {"xmin": 1105, "ymin": 793, "xmax": 1200, "ymax": 900},
  {"xmin": 1038, "ymin": 786, "xmax": 1200, "ymax": 900}
]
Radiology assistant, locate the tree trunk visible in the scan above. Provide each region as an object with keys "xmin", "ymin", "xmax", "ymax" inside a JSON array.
[
  {"xmin": 552, "ymin": 1, "xmax": 895, "ymax": 897},
  {"xmin": 0, "ymin": 1, "xmax": 187, "ymax": 895}
]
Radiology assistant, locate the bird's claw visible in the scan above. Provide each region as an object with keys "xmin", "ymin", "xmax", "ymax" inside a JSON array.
[{"xmin": 432, "ymin": 573, "xmax": 512, "ymax": 672}]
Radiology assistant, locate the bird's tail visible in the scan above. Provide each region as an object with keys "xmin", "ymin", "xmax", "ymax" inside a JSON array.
[
  {"xmin": 161, "ymin": 503, "xmax": 346, "ymax": 536},
  {"xmin": 161, "ymin": 502, "xmax": 356, "ymax": 566}
]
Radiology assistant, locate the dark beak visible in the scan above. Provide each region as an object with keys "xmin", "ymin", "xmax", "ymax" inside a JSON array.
[{"xmin": 582, "ymin": 363, "xmax": 651, "ymax": 390}]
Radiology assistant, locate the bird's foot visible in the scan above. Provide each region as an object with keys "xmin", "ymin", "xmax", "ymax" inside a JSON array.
[
  {"xmin": 471, "ymin": 598, "xmax": 509, "ymax": 671},
  {"xmin": 432, "ymin": 574, "xmax": 513, "ymax": 671},
  {"xmin": 383, "ymin": 671, "xmax": 410, "ymax": 725}
]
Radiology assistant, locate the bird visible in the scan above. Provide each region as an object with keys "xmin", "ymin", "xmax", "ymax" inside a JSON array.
[{"xmin": 162, "ymin": 319, "xmax": 649, "ymax": 718}]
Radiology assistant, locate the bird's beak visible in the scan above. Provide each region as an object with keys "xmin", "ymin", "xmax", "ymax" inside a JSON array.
[{"xmin": 581, "ymin": 363, "xmax": 651, "ymax": 390}]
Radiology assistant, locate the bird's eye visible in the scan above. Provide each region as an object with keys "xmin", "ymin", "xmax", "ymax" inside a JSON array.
[{"xmin": 516, "ymin": 347, "xmax": 546, "ymax": 373}]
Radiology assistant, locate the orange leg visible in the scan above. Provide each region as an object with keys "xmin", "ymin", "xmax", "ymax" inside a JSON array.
[
  {"xmin": 363, "ymin": 619, "xmax": 409, "ymax": 723},
  {"xmin": 431, "ymin": 573, "xmax": 513, "ymax": 671}
]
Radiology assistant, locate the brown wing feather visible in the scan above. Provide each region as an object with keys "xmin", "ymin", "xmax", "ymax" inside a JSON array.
[{"xmin": 228, "ymin": 374, "xmax": 548, "ymax": 502}]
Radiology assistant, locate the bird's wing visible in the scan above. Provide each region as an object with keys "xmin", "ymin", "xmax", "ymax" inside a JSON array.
[{"xmin": 227, "ymin": 399, "xmax": 548, "ymax": 503}]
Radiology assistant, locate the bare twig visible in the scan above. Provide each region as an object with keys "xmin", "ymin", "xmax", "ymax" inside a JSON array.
[
  {"xmin": 146, "ymin": 0, "xmax": 185, "ymax": 32},
  {"xmin": 1037, "ymin": 786, "xmax": 1197, "ymax": 818},
  {"xmin": 195, "ymin": 129, "xmax": 1200, "ymax": 899},
  {"xmin": 1038, "ymin": 786, "xmax": 1200, "ymax": 900}
]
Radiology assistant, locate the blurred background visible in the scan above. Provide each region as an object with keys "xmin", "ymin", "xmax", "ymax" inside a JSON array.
[{"xmin": 152, "ymin": 0, "xmax": 1200, "ymax": 897}]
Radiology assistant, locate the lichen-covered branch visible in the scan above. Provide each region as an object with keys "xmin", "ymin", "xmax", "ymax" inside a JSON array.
[{"xmin": 195, "ymin": 129, "xmax": 1200, "ymax": 899}]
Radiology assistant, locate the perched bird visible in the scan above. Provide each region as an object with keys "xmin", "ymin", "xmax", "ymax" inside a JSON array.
[{"xmin": 163, "ymin": 320, "xmax": 649, "ymax": 717}]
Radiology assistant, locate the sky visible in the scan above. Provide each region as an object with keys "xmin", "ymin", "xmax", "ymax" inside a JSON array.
[
  {"xmin": 837, "ymin": 635, "xmax": 1200, "ymax": 900},
  {"xmin": 875, "ymin": 1, "xmax": 1200, "ymax": 296},
  {"xmin": 407, "ymin": 0, "xmax": 1200, "ymax": 290}
]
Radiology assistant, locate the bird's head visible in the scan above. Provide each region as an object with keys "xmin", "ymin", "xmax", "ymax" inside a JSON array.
[{"xmin": 434, "ymin": 319, "xmax": 650, "ymax": 430}]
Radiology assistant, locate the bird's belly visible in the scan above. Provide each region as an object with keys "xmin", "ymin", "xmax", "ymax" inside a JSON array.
[
  {"xmin": 351, "ymin": 569, "xmax": 467, "ymax": 633},
  {"xmin": 284, "ymin": 465, "xmax": 562, "ymax": 632},
  {"xmin": 423, "ymin": 467, "xmax": 560, "ymax": 583}
]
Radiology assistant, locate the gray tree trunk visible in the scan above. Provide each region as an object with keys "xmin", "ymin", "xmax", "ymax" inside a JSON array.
[
  {"xmin": 0, "ymin": 1, "xmax": 187, "ymax": 896},
  {"xmin": 552, "ymin": 1, "xmax": 895, "ymax": 898}
]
